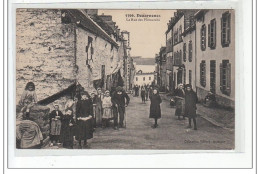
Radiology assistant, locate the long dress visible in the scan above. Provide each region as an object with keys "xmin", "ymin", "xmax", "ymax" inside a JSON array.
[
  {"xmin": 19, "ymin": 90, "xmax": 38, "ymax": 107},
  {"xmin": 76, "ymin": 99, "xmax": 93, "ymax": 140},
  {"xmin": 149, "ymin": 94, "xmax": 162, "ymax": 119},
  {"xmin": 174, "ymin": 89, "xmax": 185, "ymax": 116},
  {"xmin": 184, "ymin": 90, "xmax": 198, "ymax": 118},
  {"xmin": 49, "ymin": 110, "xmax": 63, "ymax": 136},
  {"xmin": 102, "ymin": 96, "xmax": 113, "ymax": 119},
  {"xmin": 60, "ymin": 114, "xmax": 75, "ymax": 148}
]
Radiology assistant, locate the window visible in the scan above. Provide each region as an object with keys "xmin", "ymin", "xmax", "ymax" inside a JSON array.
[
  {"xmin": 201, "ymin": 24, "xmax": 206, "ymax": 51},
  {"xmin": 183, "ymin": 43, "xmax": 186, "ymax": 62},
  {"xmin": 149, "ymin": 77, "xmax": 151, "ymax": 80},
  {"xmin": 208, "ymin": 19, "xmax": 216, "ymax": 49},
  {"xmin": 136, "ymin": 77, "xmax": 138, "ymax": 81},
  {"xmin": 143, "ymin": 77, "xmax": 145, "ymax": 81},
  {"xmin": 176, "ymin": 28, "xmax": 179, "ymax": 42},
  {"xmin": 221, "ymin": 12, "xmax": 231, "ymax": 47},
  {"xmin": 179, "ymin": 25, "xmax": 182, "ymax": 42},
  {"xmin": 200, "ymin": 60, "xmax": 206, "ymax": 87},
  {"xmin": 188, "ymin": 41, "xmax": 192, "ymax": 62},
  {"xmin": 180, "ymin": 50, "xmax": 182, "ymax": 62},
  {"xmin": 210, "ymin": 60, "xmax": 216, "ymax": 93},
  {"xmin": 189, "ymin": 70, "xmax": 192, "ymax": 85},
  {"xmin": 220, "ymin": 60, "xmax": 231, "ymax": 95}
]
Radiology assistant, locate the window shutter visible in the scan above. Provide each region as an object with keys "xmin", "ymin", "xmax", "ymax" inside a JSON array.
[
  {"xmin": 203, "ymin": 63, "xmax": 206, "ymax": 87},
  {"xmin": 227, "ymin": 13, "xmax": 231, "ymax": 45},
  {"xmin": 221, "ymin": 17, "xmax": 224, "ymax": 47},
  {"xmin": 226, "ymin": 63, "xmax": 231, "ymax": 95},
  {"xmin": 200, "ymin": 62, "xmax": 203, "ymax": 86},
  {"xmin": 208, "ymin": 24, "xmax": 210, "ymax": 47},
  {"xmin": 220, "ymin": 63, "xmax": 223, "ymax": 92},
  {"xmin": 213, "ymin": 19, "xmax": 216, "ymax": 48}
]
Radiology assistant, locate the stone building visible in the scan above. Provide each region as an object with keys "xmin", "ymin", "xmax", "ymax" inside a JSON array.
[
  {"xmin": 155, "ymin": 47, "xmax": 167, "ymax": 91},
  {"xmin": 194, "ymin": 10, "xmax": 235, "ymax": 108},
  {"xmin": 16, "ymin": 9, "xmax": 129, "ymax": 109}
]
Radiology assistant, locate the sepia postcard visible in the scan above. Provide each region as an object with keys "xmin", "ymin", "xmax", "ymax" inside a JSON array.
[{"xmin": 15, "ymin": 8, "xmax": 235, "ymax": 151}]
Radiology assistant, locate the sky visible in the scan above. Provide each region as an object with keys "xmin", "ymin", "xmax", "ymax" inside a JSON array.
[{"xmin": 99, "ymin": 10, "xmax": 176, "ymax": 58}]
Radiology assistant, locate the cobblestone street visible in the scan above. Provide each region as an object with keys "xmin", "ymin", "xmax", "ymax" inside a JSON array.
[{"xmin": 45, "ymin": 94, "xmax": 234, "ymax": 150}]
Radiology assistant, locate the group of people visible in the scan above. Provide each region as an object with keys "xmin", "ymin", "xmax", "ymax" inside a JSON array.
[
  {"xmin": 17, "ymin": 81, "xmax": 131, "ymax": 149},
  {"xmin": 133, "ymin": 84, "xmax": 153, "ymax": 103},
  {"xmin": 173, "ymin": 84, "xmax": 198, "ymax": 130},
  {"xmin": 49, "ymin": 86, "xmax": 131, "ymax": 148}
]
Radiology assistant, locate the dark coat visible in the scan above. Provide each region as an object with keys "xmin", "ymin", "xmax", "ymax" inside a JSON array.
[
  {"xmin": 184, "ymin": 90, "xmax": 198, "ymax": 118},
  {"xmin": 112, "ymin": 91, "xmax": 130, "ymax": 107},
  {"xmin": 174, "ymin": 89, "xmax": 185, "ymax": 98},
  {"xmin": 141, "ymin": 89, "xmax": 146, "ymax": 98},
  {"xmin": 149, "ymin": 94, "xmax": 162, "ymax": 119},
  {"xmin": 76, "ymin": 99, "xmax": 93, "ymax": 140}
]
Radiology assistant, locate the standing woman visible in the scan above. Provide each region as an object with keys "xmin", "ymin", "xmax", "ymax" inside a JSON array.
[
  {"xmin": 95, "ymin": 88, "xmax": 103, "ymax": 127},
  {"xmin": 184, "ymin": 84, "xmax": 198, "ymax": 130},
  {"xmin": 173, "ymin": 84, "xmax": 185, "ymax": 120},
  {"xmin": 140, "ymin": 86, "xmax": 146, "ymax": 103},
  {"xmin": 76, "ymin": 91, "xmax": 93, "ymax": 148},
  {"xmin": 149, "ymin": 88, "xmax": 162, "ymax": 128}
]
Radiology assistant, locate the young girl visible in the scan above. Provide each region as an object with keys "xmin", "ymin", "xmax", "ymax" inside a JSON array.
[
  {"xmin": 19, "ymin": 82, "xmax": 38, "ymax": 116},
  {"xmin": 102, "ymin": 90, "xmax": 113, "ymax": 128},
  {"xmin": 49, "ymin": 104, "xmax": 63, "ymax": 146},
  {"xmin": 149, "ymin": 88, "xmax": 162, "ymax": 128},
  {"xmin": 60, "ymin": 109, "xmax": 75, "ymax": 149}
]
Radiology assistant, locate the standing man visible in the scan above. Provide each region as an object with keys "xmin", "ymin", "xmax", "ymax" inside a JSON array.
[
  {"xmin": 112, "ymin": 86, "xmax": 130, "ymax": 129},
  {"xmin": 95, "ymin": 87, "xmax": 103, "ymax": 127}
]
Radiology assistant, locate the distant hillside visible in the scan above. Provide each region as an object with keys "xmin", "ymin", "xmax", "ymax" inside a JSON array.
[{"xmin": 132, "ymin": 57, "xmax": 155, "ymax": 65}]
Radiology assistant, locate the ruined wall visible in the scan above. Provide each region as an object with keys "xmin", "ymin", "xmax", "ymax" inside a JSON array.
[{"xmin": 16, "ymin": 9, "xmax": 76, "ymax": 105}]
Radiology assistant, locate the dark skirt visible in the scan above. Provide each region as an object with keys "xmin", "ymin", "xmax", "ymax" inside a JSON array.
[
  {"xmin": 149, "ymin": 105, "xmax": 161, "ymax": 119},
  {"xmin": 184, "ymin": 108, "xmax": 197, "ymax": 118},
  {"xmin": 60, "ymin": 122, "xmax": 74, "ymax": 148},
  {"xmin": 76, "ymin": 119, "xmax": 93, "ymax": 140}
]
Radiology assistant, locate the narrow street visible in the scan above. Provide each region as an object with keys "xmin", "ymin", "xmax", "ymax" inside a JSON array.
[
  {"xmin": 45, "ymin": 94, "xmax": 234, "ymax": 150},
  {"xmin": 89, "ymin": 95, "xmax": 234, "ymax": 150}
]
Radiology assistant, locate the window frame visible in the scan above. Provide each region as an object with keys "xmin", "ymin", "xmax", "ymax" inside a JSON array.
[
  {"xmin": 221, "ymin": 11, "xmax": 231, "ymax": 47},
  {"xmin": 201, "ymin": 24, "xmax": 206, "ymax": 51},
  {"xmin": 208, "ymin": 18, "xmax": 216, "ymax": 49},
  {"xmin": 188, "ymin": 40, "xmax": 192, "ymax": 62}
]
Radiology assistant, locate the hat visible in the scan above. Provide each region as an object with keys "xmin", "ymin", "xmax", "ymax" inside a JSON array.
[
  {"xmin": 97, "ymin": 87, "xmax": 102, "ymax": 90},
  {"xmin": 116, "ymin": 86, "xmax": 123, "ymax": 92},
  {"xmin": 105, "ymin": 90, "xmax": 110, "ymax": 94},
  {"xmin": 185, "ymin": 84, "xmax": 192, "ymax": 88}
]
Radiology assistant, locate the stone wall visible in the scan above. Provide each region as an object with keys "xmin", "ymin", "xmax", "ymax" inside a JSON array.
[{"xmin": 16, "ymin": 9, "xmax": 76, "ymax": 105}]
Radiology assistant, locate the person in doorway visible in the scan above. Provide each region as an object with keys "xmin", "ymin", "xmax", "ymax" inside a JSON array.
[
  {"xmin": 141, "ymin": 86, "xmax": 146, "ymax": 103},
  {"xmin": 173, "ymin": 84, "xmax": 185, "ymax": 120},
  {"xmin": 112, "ymin": 86, "xmax": 130, "ymax": 128},
  {"xmin": 49, "ymin": 104, "xmax": 63, "ymax": 146},
  {"xmin": 149, "ymin": 88, "xmax": 162, "ymax": 128},
  {"xmin": 76, "ymin": 91, "xmax": 93, "ymax": 148},
  {"xmin": 184, "ymin": 84, "xmax": 198, "ymax": 130}
]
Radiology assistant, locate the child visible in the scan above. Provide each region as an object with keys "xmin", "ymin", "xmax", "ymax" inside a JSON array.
[
  {"xmin": 102, "ymin": 90, "xmax": 113, "ymax": 128},
  {"xmin": 49, "ymin": 104, "xmax": 63, "ymax": 146},
  {"xmin": 60, "ymin": 109, "xmax": 75, "ymax": 149},
  {"xmin": 19, "ymin": 82, "xmax": 38, "ymax": 117}
]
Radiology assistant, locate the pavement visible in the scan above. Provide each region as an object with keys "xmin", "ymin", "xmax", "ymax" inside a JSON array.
[{"xmin": 44, "ymin": 94, "xmax": 234, "ymax": 150}]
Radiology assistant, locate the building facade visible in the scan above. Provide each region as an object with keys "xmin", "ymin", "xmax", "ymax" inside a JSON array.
[
  {"xmin": 195, "ymin": 10, "xmax": 235, "ymax": 108},
  {"xmin": 134, "ymin": 71, "xmax": 155, "ymax": 86},
  {"xmin": 16, "ymin": 9, "xmax": 129, "ymax": 107}
]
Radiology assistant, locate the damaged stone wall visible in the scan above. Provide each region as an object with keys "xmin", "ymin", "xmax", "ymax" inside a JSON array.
[
  {"xmin": 16, "ymin": 9, "xmax": 76, "ymax": 106},
  {"xmin": 75, "ymin": 27, "xmax": 124, "ymax": 93}
]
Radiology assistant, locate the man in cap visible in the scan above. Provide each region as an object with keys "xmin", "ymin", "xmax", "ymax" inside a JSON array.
[{"xmin": 112, "ymin": 86, "xmax": 130, "ymax": 129}]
